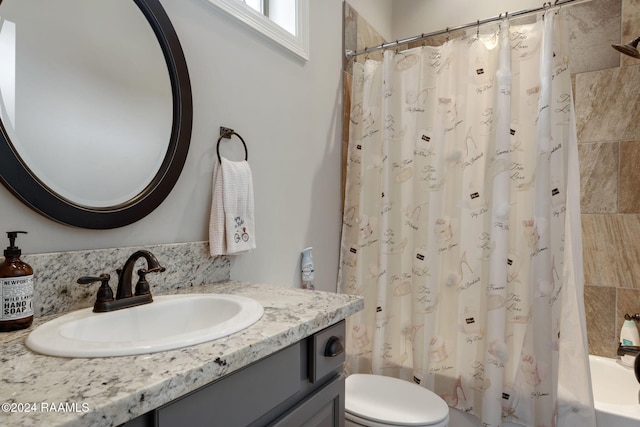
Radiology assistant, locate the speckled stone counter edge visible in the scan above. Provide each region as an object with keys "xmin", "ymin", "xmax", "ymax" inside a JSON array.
[{"xmin": 1, "ymin": 281, "xmax": 363, "ymax": 427}]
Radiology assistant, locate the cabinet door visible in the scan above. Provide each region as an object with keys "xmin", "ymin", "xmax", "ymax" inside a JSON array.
[
  {"xmin": 270, "ymin": 374, "xmax": 344, "ymax": 427},
  {"xmin": 157, "ymin": 343, "xmax": 301, "ymax": 427}
]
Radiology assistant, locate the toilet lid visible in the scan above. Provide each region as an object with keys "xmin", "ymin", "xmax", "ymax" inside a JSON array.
[{"xmin": 345, "ymin": 374, "xmax": 449, "ymax": 426}]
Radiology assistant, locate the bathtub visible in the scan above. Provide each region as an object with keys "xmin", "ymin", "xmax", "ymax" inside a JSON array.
[
  {"xmin": 589, "ymin": 355, "xmax": 640, "ymax": 427},
  {"xmin": 447, "ymin": 355, "xmax": 640, "ymax": 426}
]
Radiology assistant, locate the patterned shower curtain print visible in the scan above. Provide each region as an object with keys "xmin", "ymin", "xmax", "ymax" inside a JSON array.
[{"xmin": 339, "ymin": 11, "xmax": 595, "ymax": 427}]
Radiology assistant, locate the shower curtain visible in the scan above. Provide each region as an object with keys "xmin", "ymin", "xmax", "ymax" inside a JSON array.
[{"xmin": 339, "ymin": 10, "xmax": 595, "ymax": 427}]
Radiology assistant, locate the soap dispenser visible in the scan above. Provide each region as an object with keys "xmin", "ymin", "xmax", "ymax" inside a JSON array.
[{"xmin": 0, "ymin": 231, "xmax": 34, "ymax": 332}]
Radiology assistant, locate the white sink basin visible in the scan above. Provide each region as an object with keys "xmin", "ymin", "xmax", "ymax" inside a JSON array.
[{"xmin": 25, "ymin": 294, "xmax": 264, "ymax": 358}]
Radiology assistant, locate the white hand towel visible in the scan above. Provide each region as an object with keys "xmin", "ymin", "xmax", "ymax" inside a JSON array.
[
  {"xmin": 209, "ymin": 162, "xmax": 226, "ymax": 256},
  {"xmin": 209, "ymin": 158, "xmax": 256, "ymax": 256},
  {"xmin": 222, "ymin": 158, "xmax": 256, "ymax": 253}
]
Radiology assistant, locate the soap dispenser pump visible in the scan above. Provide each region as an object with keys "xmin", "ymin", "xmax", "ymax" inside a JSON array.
[{"xmin": 0, "ymin": 231, "xmax": 34, "ymax": 332}]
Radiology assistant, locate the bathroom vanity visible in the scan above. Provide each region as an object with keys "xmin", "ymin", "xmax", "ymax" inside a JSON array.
[
  {"xmin": 1, "ymin": 281, "xmax": 363, "ymax": 427},
  {"xmin": 133, "ymin": 319, "xmax": 347, "ymax": 427}
]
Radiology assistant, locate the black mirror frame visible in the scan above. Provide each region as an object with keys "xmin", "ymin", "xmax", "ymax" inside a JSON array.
[{"xmin": 0, "ymin": 0, "xmax": 192, "ymax": 229}]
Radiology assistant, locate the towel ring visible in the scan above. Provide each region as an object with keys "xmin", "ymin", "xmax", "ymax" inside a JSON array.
[{"xmin": 216, "ymin": 129, "xmax": 248, "ymax": 163}]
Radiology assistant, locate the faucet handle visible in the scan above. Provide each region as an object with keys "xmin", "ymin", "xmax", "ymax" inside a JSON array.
[
  {"xmin": 135, "ymin": 269, "xmax": 150, "ymax": 296},
  {"xmin": 134, "ymin": 266, "xmax": 164, "ymax": 296},
  {"xmin": 77, "ymin": 274, "xmax": 114, "ymax": 312}
]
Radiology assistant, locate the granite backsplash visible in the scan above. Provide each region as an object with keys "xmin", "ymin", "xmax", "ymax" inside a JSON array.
[{"xmin": 9, "ymin": 241, "xmax": 230, "ymax": 317}]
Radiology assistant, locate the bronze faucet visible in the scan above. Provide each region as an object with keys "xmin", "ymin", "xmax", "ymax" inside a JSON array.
[
  {"xmin": 78, "ymin": 250, "xmax": 166, "ymax": 312},
  {"xmin": 617, "ymin": 344, "xmax": 640, "ymax": 384},
  {"xmin": 116, "ymin": 250, "xmax": 166, "ymax": 299}
]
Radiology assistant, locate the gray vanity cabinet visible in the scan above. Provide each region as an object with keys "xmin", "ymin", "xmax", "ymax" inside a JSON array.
[{"xmin": 123, "ymin": 321, "xmax": 346, "ymax": 427}]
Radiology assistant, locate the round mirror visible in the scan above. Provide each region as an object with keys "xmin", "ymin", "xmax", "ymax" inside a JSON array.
[{"xmin": 0, "ymin": 0, "xmax": 192, "ymax": 229}]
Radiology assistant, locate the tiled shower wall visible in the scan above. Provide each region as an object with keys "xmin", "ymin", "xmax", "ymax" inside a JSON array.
[
  {"xmin": 343, "ymin": 0, "xmax": 639, "ymax": 358},
  {"xmin": 579, "ymin": 0, "xmax": 640, "ymax": 357}
]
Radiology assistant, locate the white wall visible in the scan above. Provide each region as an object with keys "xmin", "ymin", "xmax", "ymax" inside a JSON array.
[
  {"xmin": 0, "ymin": 0, "xmax": 344, "ymax": 291},
  {"xmin": 392, "ymin": 0, "xmax": 545, "ymax": 40},
  {"xmin": 347, "ymin": 0, "xmax": 549, "ymax": 51}
]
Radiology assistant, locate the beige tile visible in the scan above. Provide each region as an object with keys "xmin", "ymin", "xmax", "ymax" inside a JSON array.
[
  {"xmin": 579, "ymin": 142, "xmax": 618, "ymax": 213},
  {"xmin": 344, "ymin": 1, "xmax": 387, "ymax": 65},
  {"xmin": 567, "ymin": 0, "xmax": 621, "ymax": 74},
  {"xmin": 619, "ymin": 141, "xmax": 640, "ymax": 212},
  {"xmin": 585, "ymin": 285, "xmax": 617, "ymax": 357},
  {"xmin": 575, "ymin": 66, "xmax": 640, "ymax": 143},
  {"xmin": 344, "ymin": 2, "xmax": 357, "ymax": 73},
  {"xmin": 356, "ymin": 12, "xmax": 386, "ymax": 63},
  {"xmin": 342, "ymin": 71, "xmax": 352, "ymax": 208},
  {"xmin": 621, "ymin": 0, "xmax": 640, "ymax": 67},
  {"xmin": 412, "ymin": 30, "xmax": 466, "ymax": 49},
  {"xmin": 509, "ymin": 15, "xmax": 537, "ymax": 27},
  {"xmin": 616, "ymin": 287, "xmax": 640, "ymax": 344},
  {"xmin": 344, "ymin": 2, "xmax": 357, "ymax": 52},
  {"xmin": 582, "ymin": 214, "xmax": 640, "ymax": 287}
]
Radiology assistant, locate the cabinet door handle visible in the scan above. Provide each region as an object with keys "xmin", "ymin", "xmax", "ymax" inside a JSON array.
[{"xmin": 324, "ymin": 336, "xmax": 344, "ymax": 357}]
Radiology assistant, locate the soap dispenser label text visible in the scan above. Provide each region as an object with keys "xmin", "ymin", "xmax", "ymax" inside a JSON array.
[{"xmin": 1, "ymin": 275, "xmax": 34, "ymax": 320}]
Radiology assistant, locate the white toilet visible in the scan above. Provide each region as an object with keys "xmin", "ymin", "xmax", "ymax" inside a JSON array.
[{"xmin": 345, "ymin": 374, "xmax": 450, "ymax": 427}]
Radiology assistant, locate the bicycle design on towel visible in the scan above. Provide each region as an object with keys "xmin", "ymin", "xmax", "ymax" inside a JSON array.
[{"xmin": 234, "ymin": 216, "xmax": 249, "ymax": 243}]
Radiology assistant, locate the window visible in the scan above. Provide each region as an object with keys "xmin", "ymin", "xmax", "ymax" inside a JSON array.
[{"xmin": 206, "ymin": 0, "xmax": 309, "ymax": 61}]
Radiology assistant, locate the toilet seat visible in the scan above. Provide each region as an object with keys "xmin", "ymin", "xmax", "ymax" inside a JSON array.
[{"xmin": 345, "ymin": 374, "xmax": 449, "ymax": 427}]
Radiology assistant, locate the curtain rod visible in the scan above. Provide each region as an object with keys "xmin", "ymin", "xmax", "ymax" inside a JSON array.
[{"xmin": 345, "ymin": 0, "xmax": 592, "ymax": 59}]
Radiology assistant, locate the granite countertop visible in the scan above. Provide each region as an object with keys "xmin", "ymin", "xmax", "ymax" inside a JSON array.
[{"xmin": 0, "ymin": 281, "xmax": 363, "ymax": 427}]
